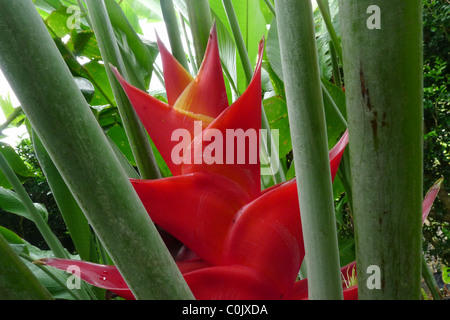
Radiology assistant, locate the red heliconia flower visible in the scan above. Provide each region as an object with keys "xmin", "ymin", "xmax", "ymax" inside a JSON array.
[{"xmin": 39, "ymin": 24, "xmax": 441, "ymax": 301}]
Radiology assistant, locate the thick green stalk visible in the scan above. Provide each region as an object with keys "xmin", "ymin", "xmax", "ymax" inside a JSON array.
[
  {"xmin": 0, "ymin": 234, "xmax": 53, "ymax": 300},
  {"xmin": 274, "ymin": 0, "xmax": 343, "ymax": 299},
  {"xmin": 0, "ymin": 151, "xmax": 68, "ymax": 259},
  {"xmin": 339, "ymin": 0, "xmax": 423, "ymax": 299},
  {"xmin": 86, "ymin": 0, "xmax": 161, "ymax": 180},
  {"xmin": 160, "ymin": 0, "xmax": 190, "ymax": 71},
  {"xmin": 185, "ymin": 0, "xmax": 213, "ymax": 68},
  {"xmin": 0, "ymin": 0, "xmax": 193, "ymax": 300}
]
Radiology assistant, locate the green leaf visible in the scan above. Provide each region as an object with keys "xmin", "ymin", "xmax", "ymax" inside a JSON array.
[
  {"xmin": 338, "ymin": 237, "xmax": 355, "ymax": 267},
  {"xmin": 209, "ymin": 0, "xmax": 267, "ymax": 93},
  {"xmin": 0, "ymin": 142, "xmax": 33, "ymax": 188},
  {"xmin": 262, "ymin": 96, "xmax": 291, "ymax": 158},
  {"xmin": 443, "ymin": 266, "xmax": 450, "ymax": 284},
  {"xmin": 83, "ymin": 60, "xmax": 115, "ymax": 106},
  {"xmin": 0, "ymin": 187, "xmax": 49, "ymax": 222},
  {"xmin": 107, "ymin": 124, "xmax": 136, "ymax": 166},
  {"xmin": 45, "ymin": 5, "xmax": 73, "ymax": 38},
  {"xmin": 321, "ymin": 78, "xmax": 347, "ymax": 148},
  {"xmin": 266, "ymin": 19, "xmax": 283, "ymax": 81},
  {"xmin": 134, "ymin": 0, "xmax": 163, "ymax": 21},
  {"xmin": 105, "ymin": 0, "xmax": 159, "ymax": 90},
  {"xmin": 66, "ymin": 29, "xmax": 102, "ymax": 60}
]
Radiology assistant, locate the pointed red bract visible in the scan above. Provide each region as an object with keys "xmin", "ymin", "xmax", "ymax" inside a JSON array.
[
  {"xmin": 111, "ymin": 66, "xmax": 201, "ymax": 176},
  {"xmin": 181, "ymin": 39, "xmax": 265, "ymax": 198},
  {"xmin": 223, "ymin": 179, "xmax": 304, "ymax": 298},
  {"xmin": 422, "ymin": 177, "xmax": 443, "ymax": 222},
  {"xmin": 173, "ymin": 23, "xmax": 229, "ymax": 119},
  {"xmin": 329, "ymin": 130, "xmax": 349, "ymax": 179},
  {"xmin": 38, "ymin": 258, "xmax": 135, "ymax": 300},
  {"xmin": 156, "ymin": 33, "xmax": 193, "ymax": 106},
  {"xmin": 131, "ymin": 172, "xmax": 252, "ymax": 265},
  {"xmin": 184, "ymin": 265, "xmax": 280, "ymax": 300}
]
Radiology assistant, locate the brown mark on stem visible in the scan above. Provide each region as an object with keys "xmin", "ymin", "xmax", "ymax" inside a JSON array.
[{"xmin": 360, "ymin": 62, "xmax": 380, "ymax": 150}]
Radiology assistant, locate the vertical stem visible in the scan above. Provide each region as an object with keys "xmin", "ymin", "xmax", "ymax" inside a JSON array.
[
  {"xmin": 275, "ymin": 0, "xmax": 343, "ymax": 299},
  {"xmin": 340, "ymin": 0, "xmax": 423, "ymax": 299},
  {"xmin": 159, "ymin": 0, "xmax": 190, "ymax": 71},
  {"xmin": 0, "ymin": 0, "xmax": 193, "ymax": 300},
  {"xmin": 86, "ymin": 0, "xmax": 161, "ymax": 180},
  {"xmin": 185, "ymin": 0, "xmax": 213, "ymax": 68},
  {"xmin": 0, "ymin": 234, "xmax": 53, "ymax": 300},
  {"xmin": 319, "ymin": 0, "xmax": 342, "ymax": 88},
  {"xmin": 421, "ymin": 255, "xmax": 443, "ymax": 300}
]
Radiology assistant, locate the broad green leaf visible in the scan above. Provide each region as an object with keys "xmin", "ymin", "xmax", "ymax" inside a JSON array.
[
  {"xmin": 262, "ymin": 96, "xmax": 291, "ymax": 158},
  {"xmin": 266, "ymin": 18, "xmax": 283, "ymax": 81},
  {"xmin": 0, "ymin": 142, "xmax": 33, "ymax": 189},
  {"xmin": 134, "ymin": 0, "xmax": 163, "ymax": 21},
  {"xmin": 33, "ymin": 0, "xmax": 62, "ymax": 13},
  {"xmin": 66, "ymin": 29, "xmax": 102, "ymax": 60},
  {"xmin": 45, "ymin": 6, "xmax": 73, "ymax": 38},
  {"xmin": 0, "ymin": 187, "xmax": 49, "ymax": 222},
  {"xmin": 0, "ymin": 93, "xmax": 15, "ymax": 118},
  {"xmin": 209, "ymin": 0, "xmax": 267, "ymax": 93},
  {"xmin": 83, "ymin": 60, "xmax": 115, "ymax": 106},
  {"xmin": 338, "ymin": 237, "xmax": 355, "ymax": 267},
  {"xmin": 106, "ymin": 124, "xmax": 136, "ymax": 166}
]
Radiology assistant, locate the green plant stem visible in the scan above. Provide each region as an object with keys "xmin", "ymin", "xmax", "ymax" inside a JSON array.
[
  {"xmin": 321, "ymin": 82, "xmax": 347, "ymax": 127},
  {"xmin": 222, "ymin": 0, "xmax": 285, "ymax": 185},
  {"xmin": 275, "ymin": 0, "xmax": 343, "ymax": 300},
  {"xmin": 0, "ymin": 234, "xmax": 53, "ymax": 300},
  {"xmin": 0, "ymin": 107, "xmax": 22, "ymax": 135},
  {"xmin": 421, "ymin": 254, "xmax": 443, "ymax": 300},
  {"xmin": 33, "ymin": 131, "xmax": 94, "ymax": 263},
  {"xmin": 0, "ymin": 151, "xmax": 68, "ymax": 259},
  {"xmin": 0, "ymin": 0, "xmax": 193, "ymax": 300},
  {"xmin": 340, "ymin": 0, "xmax": 423, "ymax": 299},
  {"xmin": 85, "ymin": 0, "xmax": 161, "ymax": 180},
  {"xmin": 179, "ymin": 11, "xmax": 198, "ymax": 74},
  {"xmin": 185, "ymin": 0, "xmax": 213, "ymax": 68},
  {"xmin": 263, "ymin": 0, "xmax": 276, "ymax": 17},
  {"xmin": 160, "ymin": 0, "xmax": 190, "ymax": 71},
  {"xmin": 320, "ymin": 0, "xmax": 342, "ymax": 88},
  {"xmin": 316, "ymin": 0, "xmax": 343, "ymax": 64}
]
